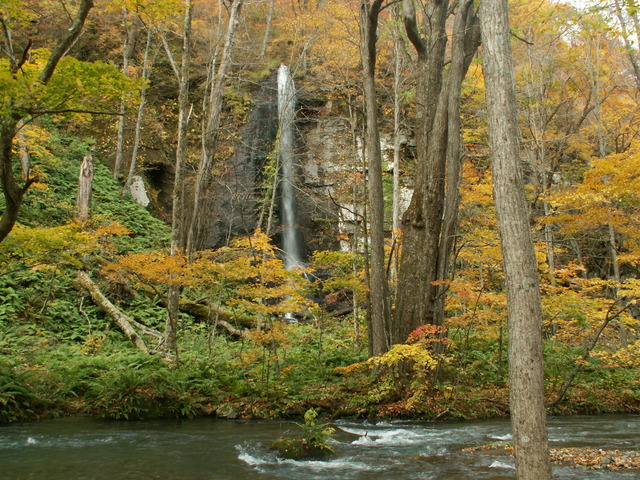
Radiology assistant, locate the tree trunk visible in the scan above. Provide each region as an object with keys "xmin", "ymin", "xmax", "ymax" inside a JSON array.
[
  {"xmin": 392, "ymin": 18, "xmax": 403, "ymax": 237},
  {"xmin": 77, "ymin": 272, "xmax": 150, "ymax": 354},
  {"xmin": 347, "ymin": 97, "xmax": 363, "ymax": 343},
  {"xmin": 612, "ymin": 0, "xmax": 640, "ymax": 90},
  {"xmin": 395, "ymin": 0, "xmax": 480, "ymax": 343},
  {"xmin": 391, "ymin": 9, "xmax": 405, "ymax": 289},
  {"xmin": 39, "ymin": 0, "xmax": 94, "ymax": 85},
  {"xmin": 480, "ymin": 1, "xmax": 552, "ymax": 479},
  {"xmin": 124, "ymin": 27, "xmax": 155, "ymax": 193},
  {"xmin": 433, "ymin": 0, "xmax": 477, "ymax": 327},
  {"xmin": 0, "ymin": 117, "xmax": 25, "ymax": 242},
  {"xmin": 589, "ymin": 33, "xmax": 607, "ymax": 158},
  {"xmin": 16, "ymin": 119, "xmax": 29, "ymax": 178},
  {"xmin": 187, "ymin": 0, "xmax": 243, "ymax": 253},
  {"xmin": 259, "ymin": 147, "xmax": 280, "ymax": 237},
  {"xmin": 164, "ymin": 0, "xmax": 193, "ymax": 353},
  {"xmin": 113, "ymin": 9, "xmax": 142, "ymax": 180},
  {"xmin": 261, "ymin": 0, "xmax": 275, "ymax": 57},
  {"xmin": 360, "ymin": 0, "xmax": 389, "ymax": 356},
  {"xmin": 76, "ymin": 148, "xmax": 95, "ymax": 223}
]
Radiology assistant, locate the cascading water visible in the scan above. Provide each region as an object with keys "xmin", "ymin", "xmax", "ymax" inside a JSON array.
[{"xmin": 277, "ymin": 64, "xmax": 303, "ymax": 269}]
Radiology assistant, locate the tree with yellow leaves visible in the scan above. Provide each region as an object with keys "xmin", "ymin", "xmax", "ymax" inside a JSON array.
[
  {"xmin": 0, "ymin": 0, "xmax": 141, "ymax": 243},
  {"xmin": 546, "ymin": 141, "xmax": 640, "ymax": 283}
]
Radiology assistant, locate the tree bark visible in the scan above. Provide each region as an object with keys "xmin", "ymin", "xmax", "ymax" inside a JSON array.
[
  {"xmin": 77, "ymin": 272, "xmax": 150, "ymax": 354},
  {"xmin": 360, "ymin": 0, "xmax": 389, "ymax": 356},
  {"xmin": 261, "ymin": 0, "xmax": 275, "ymax": 57},
  {"xmin": 391, "ymin": 16, "xmax": 403, "ymax": 237},
  {"xmin": 165, "ymin": 0, "xmax": 193, "ymax": 353},
  {"xmin": 113, "ymin": 9, "xmax": 142, "ymax": 180},
  {"xmin": 612, "ymin": 0, "xmax": 640, "ymax": 90},
  {"xmin": 480, "ymin": 1, "xmax": 552, "ymax": 479},
  {"xmin": 124, "ymin": 26, "xmax": 155, "ymax": 193},
  {"xmin": 0, "ymin": 117, "xmax": 25, "ymax": 242},
  {"xmin": 16, "ymin": 119, "xmax": 29, "ymax": 178},
  {"xmin": 187, "ymin": 0, "xmax": 243, "ymax": 253},
  {"xmin": 76, "ymin": 148, "xmax": 95, "ymax": 224},
  {"xmin": 395, "ymin": 0, "xmax": 480, "ymax": 343},
  {"xmin": 178, "ymin": 299, "xmax": 255, "ymax": 329},
  {"xmin": 433, "ymin": 0, "xmax": 477, "ymax": 327},
  {"xmin": 39, "ymin": 0, "xmax": 94, "ymax": 84}
]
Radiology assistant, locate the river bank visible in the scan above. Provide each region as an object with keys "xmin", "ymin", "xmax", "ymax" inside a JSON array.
[
  {"xmin": 2, "ymin": 351, "xmax": 639, "ymax": 424},
  {"xmin": 2, "ymin": 312, "xmax": 639, "ymax": 425}
]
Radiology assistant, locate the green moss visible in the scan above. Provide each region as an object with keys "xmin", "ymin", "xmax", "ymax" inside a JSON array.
[{"xmin": 271, "ymin": 437, "xmax": 334, "ymax": 460}]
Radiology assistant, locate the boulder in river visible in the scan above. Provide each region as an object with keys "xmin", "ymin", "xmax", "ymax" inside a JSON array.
[
  {"xmin": 270, "ymin": 437, "xmax": 334, "ymax": 460},
  {"xmin": 215, "ymin": 404, "xmax": 239, "ymax": 419}
]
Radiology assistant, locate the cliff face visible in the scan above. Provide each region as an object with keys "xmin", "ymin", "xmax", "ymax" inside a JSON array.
[
  {"xmin": 205, "ymin": 72, "xmax": 279, "ymax": 249},
  {"xmin": 199, "ymin": 70, "xmax": 350, "ymax": 256},
  {"xmin": 104, "ymin": 64, "xmax": 411, "ymax": 259}
]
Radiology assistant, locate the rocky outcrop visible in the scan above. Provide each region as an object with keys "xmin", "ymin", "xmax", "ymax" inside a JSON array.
[{"xmin": 205, "ymin": 73, "xmax": 279, "ymax": 248}]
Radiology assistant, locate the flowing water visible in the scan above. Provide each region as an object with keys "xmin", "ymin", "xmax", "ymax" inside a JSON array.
[
  {"xmin": 277, "ymin": 64, "xmax": 303, "ymax": 270},
  {"xmin": 1, "ymin": 415, "xmax": 638, "ymax": 479}
]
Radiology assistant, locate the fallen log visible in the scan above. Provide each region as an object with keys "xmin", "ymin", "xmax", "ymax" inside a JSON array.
[
  {"xmin": 133, "ymin": 284, "xmax": 256, "ymax": 330},
  {"xmin": 79, "ymin": 273, "xmax": 247, "ymax": 342},
  {"xmin": 327, "ymin": 304, "xmax": 354, "ymax": 317},
  {"xmin": 178, "ymin": 300, "xmax": 255, "ymax": 329},
  {"xmin": 77, "ymin": 271, "xmax": 154, "ymax": 354},
  {"xmin": 218, "ymin": 319, "xmax": 244, "ymax": 337}
]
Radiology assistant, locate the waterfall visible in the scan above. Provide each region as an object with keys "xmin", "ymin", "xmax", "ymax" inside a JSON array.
[{"xmin": 277, "ymin": 64, "xmax": 303, "ymax": 269}]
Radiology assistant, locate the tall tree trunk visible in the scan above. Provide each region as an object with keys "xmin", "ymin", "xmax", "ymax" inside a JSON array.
[
  {"xmin": 589, "ymin": 33, "xmax": 607, "ymax": 158},
  {"xmin": 360, "ymin": 0, "xmax": 389, "ymax": 356},
  {"xmin": 433, "ymin": 0, "xmax": 477, "ymax": 327},
  {"xmin": 16, "ymin": 119, "xmax": 29, "ymax": 178},
  {"xmin": 391, "ymin": 19, "xmax": 403, "ymax": 238},
  {"xmin": 164, "ymin": 0, "xmax": 193, "ymax": 353},
  {"xmin": 612, "ymin": 0, "xmax": 640, "ymax": 90},
  {"xmin": 347, "ymin": 97, "xmax": 363, "ymax": 343},
  {"xmin": 394, "ymin": 0, "xmax": 480, "ymax": 343},
  {"xmin": 480, "ymin": 1, "xmax": 552, "ymax": 479},
  {"xmin": 124, "ymin": 27, "xmax": 155, "ymax": 193},
  {"xmin": 523, "ymin": 46, "xmax": 556, "ymax": 281},
  {"xmin": 0, "ymin": 117, "xmax": 25, "ymax": 242},
  {"xmin": 261, "ymin": 0, "xmax": 275, "ymax": 58},
  {"xmin": 187, "ymin": 0, "xmax": 243, "ymax": 253},
  {"xmin": 113, "ymin": 9, "xmax": 142, "ymax": 180},
  {"xmin": 390, "ymin": 16, "xmax": 404, "ymax": 293}
]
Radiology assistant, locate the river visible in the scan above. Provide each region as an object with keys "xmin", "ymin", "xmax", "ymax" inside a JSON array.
[{"xmin": 0, "ymin": 415, "xmax": 638, "ymax": 479}]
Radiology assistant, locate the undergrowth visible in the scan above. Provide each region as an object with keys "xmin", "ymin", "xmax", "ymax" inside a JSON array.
[{"xmin": 1, "ymin": 129, "xmax": 639, "ymax": 424}]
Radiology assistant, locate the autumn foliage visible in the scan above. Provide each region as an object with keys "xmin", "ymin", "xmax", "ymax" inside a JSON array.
[{"xmin": 1, "ymin": 0, "xmax": 640, "ymax": 424}]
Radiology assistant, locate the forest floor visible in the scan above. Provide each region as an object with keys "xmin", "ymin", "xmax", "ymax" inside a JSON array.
[
  {"xmin": 2, "ymin": 312, "xmax": 640, "ymax": 424},
  {"xmin": 1, "ymin": 323, "xmax": 639, "ymax": 424}
]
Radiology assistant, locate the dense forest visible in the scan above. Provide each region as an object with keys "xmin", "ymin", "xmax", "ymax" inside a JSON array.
[{"xmin": 1, "ymin": 0, "xmax": 639, "ymax": 462}]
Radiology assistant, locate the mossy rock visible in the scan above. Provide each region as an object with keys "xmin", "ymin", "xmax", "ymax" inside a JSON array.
[
  {"xmin": 215, "ymin": 403, "xmax": 239, "ymax": 419},
  {"xmin": 271, "ymin": 437, "xmax": 334, "ymax": 460}
]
